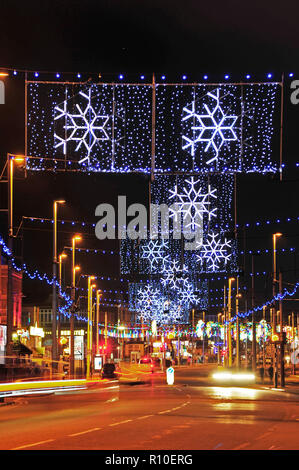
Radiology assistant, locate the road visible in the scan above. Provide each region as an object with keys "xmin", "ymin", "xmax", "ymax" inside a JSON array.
[{"xmin": 1, "ymin": 365, "xmax": 299, "ymax": 450}]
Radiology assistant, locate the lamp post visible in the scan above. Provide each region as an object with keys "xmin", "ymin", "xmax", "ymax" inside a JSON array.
[
  {"xmin": 87, "ymin": 276, "xmax": 95, "ymax": 379},
  {"xmin": 96, "ymin": 289, "xmax": 102, "ymax": 355},
  {"xmin": 279, "ymin": 270, "xmax": 285, "ymax": 387},
  {"xmin": 217, "ymin": 313, "xmax": 222, "ymax": 365},
  {"xmin": 236, "ymin": 291, "xmax": 242, "ymax": 370},
  {"xmin": 52, "ymin": 200, "xmax": 65, "ymax": 369},
  {"xmin": 70, "ymin": 235, "xmax": 81, "ymax": 377},
  {"xmin": 272, "ymin": 233, "xmax": 282, "ymax": 387},
  {"xmin": 57, "ymin": 253, "xmax": 67, "ymax": 356},
  {"xmin": 228, "ymin": 277, "xmax": 235, "ymax": 367},
  {"xmin": 6, "ymin": 153, "xmax": 25, "ymax": 360}
]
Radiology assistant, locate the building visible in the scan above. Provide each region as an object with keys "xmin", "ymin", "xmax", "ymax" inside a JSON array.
[{"xmin": 0, "ymin": 256, "xmax": 22, "ymax": 328}]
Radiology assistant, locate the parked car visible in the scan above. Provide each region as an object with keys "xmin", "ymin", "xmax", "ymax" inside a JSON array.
[{"xmin": 102, "ymin": 363, "xmax": 116, "ymax": 379}]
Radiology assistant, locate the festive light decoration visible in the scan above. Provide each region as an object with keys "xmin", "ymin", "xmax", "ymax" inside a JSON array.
[
  {"xmin": 197, "ymin": 233, "xmax": 232, "ymax": 272},
  {"xmin": 27, "ymin": 82, "xmax": 152, "ymax": 172},
  {"xmin": 155, "ymin": 83, "xmax": 279, "ymax": 173},
  {"xmin": 54, "ymin": 88, "xmax": 113, "ymax": 165},
  {"xmin": 182, "ymin": 89, "xmax": 238, "ymax": 164},
  {"xmin": 140, "ymin": 238, "xmax": 170, "ymax": 273},
  {"xmin": 169, "ymin": 176, "xmax": 217, "ymax": 231},
  {"xmin": 129, "ymin": 278, "xmax": 208, "ymax": 325},
  {"xmin": 27, "ymin": 82, "xmax": 279, "ymax": 173},
  {"xmin": 161, "ymin": 260, "xmax": 189, "ymax": 291}
]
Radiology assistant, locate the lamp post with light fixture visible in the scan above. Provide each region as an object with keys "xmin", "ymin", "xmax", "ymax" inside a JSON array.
[
  {"xmin": 228, "ymin": 277, "xmax": 235, "ymax": 367},
  {"xmin": 96, "ymin": 289, "xmax": 102, "ymax": 355},
  {"xmin": 57, "ymin": 253, "xmax": 67, "ymax": 356},
  {"xmin": 52, "ymin": 200, "xmax": 65, "ymax": 369},
  {"xmin": 87, "ymin": 275, "xmax": 95, "ymax": 379},
  {"xmin": 272, "ymin": 233, "xmax": 282, "ymax": 387},
  {"xmin": 70, "ymin": 235, "xmax": 82, "ymax": 377},
  {"xmin": 6, "ymin": 153, "xmax": 25, "ymax": 361}
]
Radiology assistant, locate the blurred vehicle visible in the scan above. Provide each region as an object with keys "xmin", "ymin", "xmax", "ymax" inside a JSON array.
[
  {"xmin": 102, "ymin": 363, "xmax": 116, "ymax": 379},
  {"xmin": 211, "ymin": 368, "xmax": 256, "ymax": 385}
]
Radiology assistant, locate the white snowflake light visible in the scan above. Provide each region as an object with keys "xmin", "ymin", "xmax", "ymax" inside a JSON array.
[
  {"xmin": 140, "ymin": 239, "xmax": 170, "ymax": 272},
  {"xmin": 177, "ymin": 281, "xmax": 199, "ymax": 306},
  {"xmin": 161, "ymin": 260, "xmax": 189, "ymax": 291},
  {"xmin": 135, "ymin": 285, "xmax": 163, "ymax": 321},
  {"xmin": 182, "ymin": 88, "xmax": 238, "ymax": 165},
  {"xmin": 197, "ymin": 233, "xmax": 232, "ymax": 272},
  {"xmin": 169, "ymin": 176, "xmax": 217, "ymax": 231}
]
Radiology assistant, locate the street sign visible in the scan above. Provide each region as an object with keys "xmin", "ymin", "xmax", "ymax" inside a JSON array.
[{"xmin": 166, "ymin": 367, "xmax": 174, "ymax": 385}]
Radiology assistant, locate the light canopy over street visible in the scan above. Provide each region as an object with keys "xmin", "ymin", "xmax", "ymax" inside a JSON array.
[{"xmin": 0, "ymin": 0, "xmax": 299, "ymax": 463}]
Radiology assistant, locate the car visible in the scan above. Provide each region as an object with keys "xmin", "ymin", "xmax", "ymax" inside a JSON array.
[
  {"xmin": 102, "ymin": 363, "xmax": 116, "ymax": 379},
  {"xmin": 211, "ymin": 368, "xmax": 256, "ymax": 385}
]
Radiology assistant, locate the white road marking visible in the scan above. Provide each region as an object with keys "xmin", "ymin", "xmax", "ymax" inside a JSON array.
[
  {"xmin": 137, "ymin": 415, "xmax": 153, "ymax": 420},
  {"xmin": 12, "ymin": 439, "xmax": 54, "ymax": 450},
  {"xmin": 158, "ymin": 409, "xmax": 172, "ymax": 414},
  {"xmin": 69, "ymin": 428, "xmax": 101, "ymax": 437},
  {"xmin": 233, "ymin": 442, "xmax": 250, "ymax": 450},
  {"xmin": 109, "ymin": 419, "xmax": 132, "ymax": 426}
]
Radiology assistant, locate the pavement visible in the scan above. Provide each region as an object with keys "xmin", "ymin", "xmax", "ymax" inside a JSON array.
[{"xmin": 0, "ymin": 364, "xmax": 299, "ymax": 450}]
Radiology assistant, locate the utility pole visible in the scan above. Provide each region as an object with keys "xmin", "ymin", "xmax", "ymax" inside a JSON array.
[
  {"xmin": 251, "ymin": 255, "xmax": 256, "ymax": 372},
  {"xmin": 228, "ymin": 278, "xmax": 235, "ymax": 367},
  {"xmin": 52, "ymin": 200, "xmax": 65, "ymax": 372},
  {"xmin": 236, "ymin": 278, "xmax": 241, "ymax": 369},
  {"xmin": 279, "ymin": 271, "xmax": 285, "ymax": 387},
  {"xmin": 191, "ymin": 308, "xmax": 194, "ymax": 364}
]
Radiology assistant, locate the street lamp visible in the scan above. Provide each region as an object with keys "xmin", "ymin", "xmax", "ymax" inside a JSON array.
[
  {"xmin": 273, "ymin": 233, "xmax": 282, "ymax": 295},
  {"xmin": 236, "ymin": 291, "xmax": 242, "ymax": 369},
  {"xmin": 228, "ymin": 277, "xmax": 235, "ymax": 367},
  {"xmin": 58, "ymin": 253, "xmax": 67, "ymax": 289},
  {"xmin": 87, "ymin": 276, "xmax": 96, "ymax": 379},
  {"xmin": 272, "ymin": 233, "xmax": 282, "ymax": 387},
  {"xmin": 70, "ymin": 235, "xmax": 82, "ymax": 377},
  {"xmin": 57, "ymin": 252, "xmax": 67, "ymax": 355},
  {"xmin": 96, "ymin": 289, "xmax": 102, "ymax": 355},
  {"xmin": 6, "ymin": 154, "xmax": 25, "ymax": 360},
  {"xmin": 52, "ymin": 200, "xmax": 65, "ymax": 368},
  {"xmin": 217, "ymin": 312, "xmax": 222, "ymax": 365}
]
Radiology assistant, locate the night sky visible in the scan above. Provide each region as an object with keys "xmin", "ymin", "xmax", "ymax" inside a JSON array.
[{"xmin": 0, "ymin": 1, "xmax": 299, "ymax": 318}]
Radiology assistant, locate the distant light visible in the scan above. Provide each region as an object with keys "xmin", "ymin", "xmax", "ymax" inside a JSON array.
[
  {"xmin": 161, "ymin": 75, "xmax": 166, "ymax": 80},
  {"xmin": 289, "ymin": 72, "xmax": 294, "ymax": 77},
  {"xmin": 267, "ymin": 73, "xmax": 272, "ymax": 78},
  {"xmin": 34, "ymin": 72, "xmax": 39, "ymax": 78},
  {"xmin": 0, "ymin": 72, "xmax": 9, "ymax": 77},
  {"xmin": 119, "ymin": 74, "xmax": 124, "ymax": 80},
  {"xmin": 13, "ymin": 70, "xmax": 17, "ymax": 76},
  {"xmin": 77, "ymin": 73, "xmax": 81, "ymax": 78},
  {"xmin": 224, "ymin": 74, "xmax": 229, "ymax": 79},
  {"xmin": 203, "ymin": 75, "xmax": 208, "ymax": 80},
  {"xmin": 56, "ymin": 73, "xmax": 60, "ymax": 79},
  {"xmin": 182, "ymin": 75, "xmax": 187, "ymax": 80},
  {"xmin": 246, "ymin": 74, "xmax": 251, "ymax": 79},
  {"xmin": 140, "ymin": 75, "xmax": 145, "ymax": 80}
]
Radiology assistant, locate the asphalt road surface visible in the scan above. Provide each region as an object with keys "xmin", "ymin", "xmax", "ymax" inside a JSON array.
[{"xmin": 1, "ymin": 365, "xmax": 299, "ymax": 450}]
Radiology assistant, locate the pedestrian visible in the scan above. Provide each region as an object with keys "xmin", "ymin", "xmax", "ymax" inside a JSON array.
[
  {"xmin": 268, "ymin": 365, "xmax": 274, "ymax": 382},
  {"xmin": 259, "ymin": 365, "xmax": 265, "ymax": 383}
]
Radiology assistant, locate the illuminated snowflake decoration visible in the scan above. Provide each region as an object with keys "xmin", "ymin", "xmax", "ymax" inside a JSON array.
[
  {"xmin": 197, "ymin": 233, "xmax": 232, "ymax": 272},
  {"xmin": 169, "ymin": 177, "xmax": 217, "ymax": 231},
  {"xmin": 182, "ymin": 88, "xmax": 238, "ymax": 165},
  {"xmin": 140, "ymin": 239, "xmax": 170, "ymax": 272},
  {"xmin": 161, "ymin": 260, "xmax": 189, "ymax": 291},
  {"xmin": 135, "ymin": 285, "xmax": 163, "ymax": 321},
  {"xmin": 54, "ymin": 87, "xmax": 124, "ymax": 166},
  {"xmin": 177, "ymin": 281, "xmax": 199, "ymax": 306}
]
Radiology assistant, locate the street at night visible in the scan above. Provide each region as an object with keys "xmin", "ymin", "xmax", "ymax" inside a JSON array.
[
  {"xmin": 1, "ymin": 0, "xmax": 299, "ymax": 462},
  {"xmin": 0, "ymin": 366, "xmax": 299, "ymax": 450}
]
